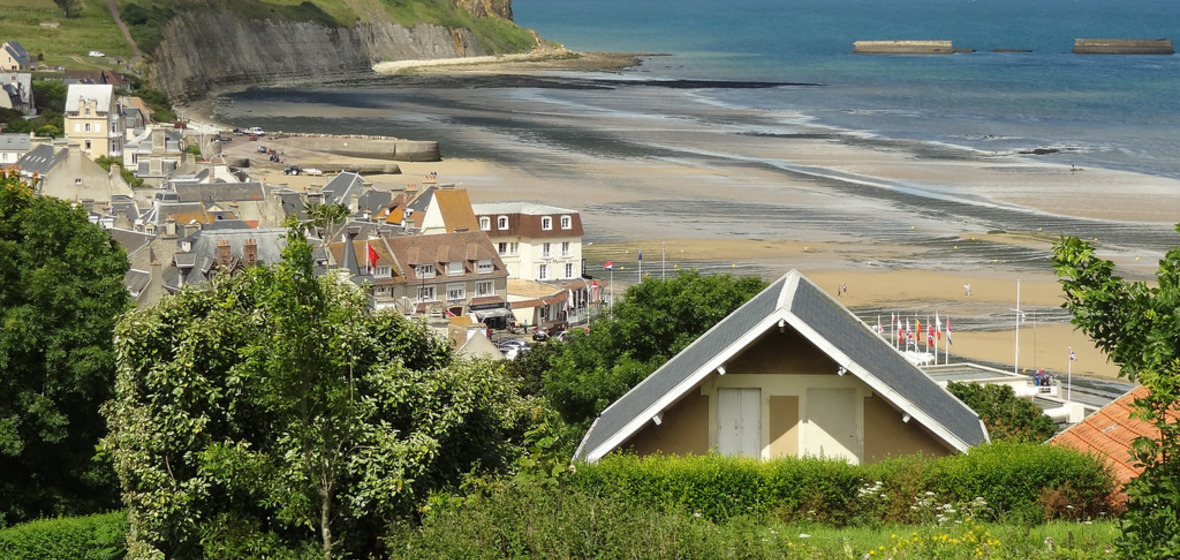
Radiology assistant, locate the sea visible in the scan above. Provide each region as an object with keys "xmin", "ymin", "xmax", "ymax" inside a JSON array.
[{"xmin": 508, "ymin": 0, "xmax": 1180, "ymax": 180}]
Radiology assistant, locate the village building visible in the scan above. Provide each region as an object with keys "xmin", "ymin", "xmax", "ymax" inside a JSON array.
[
  {"xmin": 16, "ymin": 143, "xmax": 133, "ymax": 204},
  {"xmin": 1, "ymin": 41, "xmax": 32, "ymax": 71},
  {"xmin": 575, "ymin": 270, "xmax": 989, "ymax": 464},
  {"xmin": 0, "ymin": 133, "xmax": 31, "ymax": 165},
  {"xmin": 122, "ymin": 126, "xmax": 187, "ymax": 186},
  {"xmin": 0, "ymin": 72, "xmax": 35, "ymax": 115},
  {"xmin": 64, "ymin": 83, "xmax": 124, "ymax": 159},
  {"xmin": 471, "ymin": 201, "xmax": 584, "ymax": 283}
]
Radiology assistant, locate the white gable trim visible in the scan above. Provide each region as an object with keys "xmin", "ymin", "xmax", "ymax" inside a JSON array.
[
  {"xmin": 583, "ymin": 311, "xmax": 788, "ymax": 463},
  {"xmin": 782, "ymin": 312, "xmax": 978, "ymax": 453}
]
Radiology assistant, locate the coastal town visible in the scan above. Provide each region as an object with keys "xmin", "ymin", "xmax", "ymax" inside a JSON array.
[{"xmin": 3, "ymin": 0, "xmax": 1180, "ymax": 553}]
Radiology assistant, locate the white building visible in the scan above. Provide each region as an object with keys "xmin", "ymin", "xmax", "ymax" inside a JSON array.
[{"xmin": 471, "ymin": 202, "xmax": 584, "ymax": 283}]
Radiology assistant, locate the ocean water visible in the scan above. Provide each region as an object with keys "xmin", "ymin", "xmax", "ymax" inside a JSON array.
[{"xmin": 513, "ymin": 0, "xmax": 1180, "ymax": 179}]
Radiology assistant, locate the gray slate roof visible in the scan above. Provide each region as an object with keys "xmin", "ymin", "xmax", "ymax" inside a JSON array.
[
  {"xmin": 574, "ymin": 269, "xmax": 988, "ymax": 463},
  {"xmin": 16, "ymin": 144, "xmax": 66, "ymax": 176},
  {"xmin": 322, "ymin": 171, "xmax": 366, "ymax": 205}
]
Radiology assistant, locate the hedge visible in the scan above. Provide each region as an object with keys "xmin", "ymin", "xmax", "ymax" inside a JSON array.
[{"xmin": 0, "ymin": 511, "xmax": 127, "ymax": 560}]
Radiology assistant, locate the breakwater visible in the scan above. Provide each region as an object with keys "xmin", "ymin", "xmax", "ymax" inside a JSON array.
[
  {"xmin": 1072, "ymin": 38, "xmax": 1174, "ymax": 54},
  {"xmin": 853, "ymin": 40, "xmax": 954, "ymax": 54},
  {"xmin": 288, "ymin": 135, "xmax": 441, "ymax": 162}
]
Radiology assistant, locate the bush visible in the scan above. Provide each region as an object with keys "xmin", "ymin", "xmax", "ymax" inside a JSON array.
[
  {"xmin": 0, "ymin": 511, "xmax": 127, "ymax": 560},
  {"xmin": 568, "ymin": 444, "xmax": 1115, "ymax": 527}
]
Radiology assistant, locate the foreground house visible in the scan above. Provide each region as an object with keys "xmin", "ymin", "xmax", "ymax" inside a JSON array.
[
  {"xmin": 575, "ymin": 270, "xmax": 989, "ymax": 464},
  {"xmin": 1051, "ymin": 387, "xmax": 1155, "ymax": 488}
]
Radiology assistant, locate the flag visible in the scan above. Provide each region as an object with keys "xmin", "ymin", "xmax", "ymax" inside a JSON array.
[
  {"xmin": 946, "ymin": 318, "xmax": 954, "ymax": 345},
  {"xmin": 604, "ymin": 261, "xmax": 614, "ymax": 270},
  {"xmin": 637, "ymin": 250, "xmax": 643, "ymax": 261},
  {"xmin": 928, "ymin": 324, "xmax": 935, "ymax": 345},
  {"xmin": 935, "ymin": 313, "xmax": 942, "ymax": 340},
  {"xmin": 916, "ymin": 319, "xmax": 922, "ymax": 343},
  {"xmin": 1069, "ymin": 347, "xmax": 1077, "ymax": 361},
  {"xmin": 877, "ymin": 315, "xmax": 883, "ymax": 335},
  {"xmin": 366, "ymin": 242, "xmax": 379, "ymax": 269},
  {"xmin": 906, "ymin": 319, "xmax": 912, "ymax": 339}
]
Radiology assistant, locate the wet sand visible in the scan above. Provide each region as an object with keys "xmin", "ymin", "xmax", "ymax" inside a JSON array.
[{"xmin": 184, "ymin": 53, "xmax": 1180, "ymax": 383}]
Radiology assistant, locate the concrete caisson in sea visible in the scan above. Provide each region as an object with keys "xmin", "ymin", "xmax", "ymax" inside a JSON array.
[
  {"xmin": 1072, "ymin": 38, "xmax": 1174, "ymax": 55},
  {"xmin": 853, "ymin": 40, "xmax": 955, "ymax": 54}
]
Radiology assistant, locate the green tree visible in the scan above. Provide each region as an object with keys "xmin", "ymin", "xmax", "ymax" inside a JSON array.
[
  {"xmin": 946, "ymin": 382, "xmax": 1056, "ymax": 443},
  {"xmin": 103, "ymin": 226, "xmax": 546, "ymax": 559},
  {"xmin": 540, "ymin": 271, "xmax": 766, "ymax": 427},
  {"xmin": 0, "ymin": 172, "xmax": 129, "ymax": 525},
  {"xmin": 1053, "ymin": 227, "xmax": 1180, "ymax": 558},
  {"xmin": 52, "ymin": 0, "xmax": 82, "ymax": 18}
]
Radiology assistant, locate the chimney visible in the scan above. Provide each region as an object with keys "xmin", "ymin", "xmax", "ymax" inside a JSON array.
[
  {"xmin": 216, "ymin": 239, "xmax": 231, "ymax": 266},
  {"xmin": 243, "ymin": 238, "xmax": 257, "ymax": 266},
  {"xmin": 342, "ymin": 226, "xmax": 361, "ymax": 277}
]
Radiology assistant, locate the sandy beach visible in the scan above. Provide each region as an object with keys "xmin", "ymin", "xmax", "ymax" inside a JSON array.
[{"xmin": 182, "ymin": 51, "xmax": 1180, "ymax": 385}]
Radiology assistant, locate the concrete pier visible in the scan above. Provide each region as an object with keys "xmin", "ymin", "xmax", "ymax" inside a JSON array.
[
  {"xmin": 853, "ymin": 40, "xmax": 954, "ymax": 54},
  {"xmin": 1072, "ymin": 39, "xmax": 1174, "ymax": 55}
]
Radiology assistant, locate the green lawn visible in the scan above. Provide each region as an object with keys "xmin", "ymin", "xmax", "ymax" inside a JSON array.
[{"xmin": 0, "ymin": 0, "xmax": 131, "ymax": 69}]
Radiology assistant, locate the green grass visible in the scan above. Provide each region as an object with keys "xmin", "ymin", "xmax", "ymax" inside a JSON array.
[{"xmin": 0, "ymin": 0, "xmax": 131, "ymax": 69}]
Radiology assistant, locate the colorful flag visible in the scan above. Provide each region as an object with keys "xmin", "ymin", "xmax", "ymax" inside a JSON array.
[
  {"xmin": 604, "ymin": 261, "xmax": 614, "ymax": 270},
  {"xmin": 637, "ymin": 250, "xmax": 643, "ymax": 261},
  {"xmin": 935, "ymin": 313, "xmax": 942, "ymax": 340},
  {"xmin": 928, "ymin": 324, "xmax": 935, "ymax": 345},
  {"xmin": 366, "ymin": 243, "xmax": 379, "ymax": 269},
  {"xmin": 946, "ymin": 318, "xmax": 954, "ymax": 345},
  {"xmin": 877, "ymin": 315, "xmax": 883, "ymax": 335},
  {"xmin": 916, "ymin": 319, "xmax": 922, "ymax": 343},
  {"xmin": 1069, "ymin": 347, "xmax": 1077, "ymax": 361}
]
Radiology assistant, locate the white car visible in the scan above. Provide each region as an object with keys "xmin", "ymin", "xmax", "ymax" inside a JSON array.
[
  {"xmin": 249, "ymin": 126, "xmax": 266, "ymax": 136},
  {"xmin": 303, "ymin": 168, "xmax": 324, "ymax": 176},
  {"xmin": 88, "ymin": 50, "xmax": 105, "ymax": 58}
]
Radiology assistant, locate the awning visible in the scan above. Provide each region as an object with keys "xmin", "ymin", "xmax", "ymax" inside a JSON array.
[{"xmin": 473, "ymin": 307, "xmax": 515, "ymax": 322}]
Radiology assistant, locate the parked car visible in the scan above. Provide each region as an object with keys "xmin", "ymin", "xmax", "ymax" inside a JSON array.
[
  {"xmin": 88, "ymin": 50, "xmax": 105, "ymax": 58},
  {"xmin": 249, "ymin": 126, "xmax": 266, "ymax": 136},
  {"xmin": 256, "ymin": 145, "xmax": 268, "ymax": 154},
  {"xmin": 303, "ymin": 168, "xmax": 324, "ymax": 177}
]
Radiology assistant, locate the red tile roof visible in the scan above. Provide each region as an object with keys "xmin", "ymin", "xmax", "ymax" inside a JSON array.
[{"xmin": 1051, "ymin": 386, "xmax": 1156, "ymax": 485}]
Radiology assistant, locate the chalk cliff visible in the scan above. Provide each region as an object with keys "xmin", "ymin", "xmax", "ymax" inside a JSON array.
[{"xmin": 147, "ymin": 2, "xmax": 519, "ymax": 101}]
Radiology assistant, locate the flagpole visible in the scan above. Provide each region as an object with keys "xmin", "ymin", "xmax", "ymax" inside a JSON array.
[
  {"xmin": 661, "ymin": 242, "xmax": 666, "ymax": 280},
  {"xmin": 638, "ymin": 250, "xmax": 642, "ymax": 282},
  {"xmin": 1014, "ymin": 279, "xmax": 1021, "ymax": 375},
  {"xmin": 609, "ymin": 267, "xmax": 614, "ymax": 319},
  {"xmin": 1067, "ymin": 346, "xmax": 1074, "ymax": 401}
]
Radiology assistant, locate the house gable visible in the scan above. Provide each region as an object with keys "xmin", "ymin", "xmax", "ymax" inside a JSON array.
[{"xmin": 575, "ymin": 270, "xmax": 988, "ymax": 464}]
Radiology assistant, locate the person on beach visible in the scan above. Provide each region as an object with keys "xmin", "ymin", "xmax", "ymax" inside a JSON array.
[{"xmin": 964, "ymin": 283, "xmax": 972, "ymax": 296}]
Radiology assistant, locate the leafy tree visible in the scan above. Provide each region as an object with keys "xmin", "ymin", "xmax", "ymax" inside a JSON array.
[
  {"xmin": 103, "ymin": 226, "xmax": 546, "ymax": 559},
  {"xmin": 541, "ymin": 271, "xmax": 767, "ymax": 427},
  {"xmin": 1053, "ymin": 227, "xmax": 1180, "ymax": 558},
  {"xmin": 52, "ymin": 0, "xmax": 83, "ymax": 18},
  {"xmin": 946, "ymin": 382, "xmax": 1056, "ymax": 443},
  {"xmin": 0, "ymin": 172, "xmax": 129, "ymax": 525}
]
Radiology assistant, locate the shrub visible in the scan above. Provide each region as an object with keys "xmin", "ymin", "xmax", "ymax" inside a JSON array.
[
  {"xmin": 0, "ymin": 511, "xmax": 127, "ymax": 560},
  {"xmin": 569, "ymin": 444, "xmax": 1114, "ymax": 527}
]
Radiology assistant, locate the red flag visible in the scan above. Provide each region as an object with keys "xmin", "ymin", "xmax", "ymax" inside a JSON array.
[
  {"xmin": 928, "ymin": 325, "xmax": 934, "ymax": 346},
  {"xmin": 366, "ymin": 243, "xmax": 379, "ymax": 268}
]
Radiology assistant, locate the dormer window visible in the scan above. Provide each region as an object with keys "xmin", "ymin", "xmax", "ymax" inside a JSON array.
[
  {"xmin": 497, "ymin": 216, "xmax": 508, "ymax": 230},
  {"xmin": 477, "ymin": 259, "xmax": 493, "ymax": 274},
  {"xmin": 375, "ymin": 265, "xmax": 391, "ymax": 278},
  {"xmin": 479, "ymin": 216, "xmax": 491, "ymax": 231},
  {"xmin": 541, "ymin": 217, "xmax": 552, "ymax": 230},
  {"xmin": 561, "ymin": 215, "xmax": 571, "ymax": 229},
  {"xmin": 415, "ymin": 264, "xmax": 435, "ymax": 278},
  {"xmin": 447, "ymin": 261, "xmax": 464, "ymax": 276}
]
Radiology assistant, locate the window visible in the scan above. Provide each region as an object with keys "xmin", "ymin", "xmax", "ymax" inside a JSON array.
[
  {"xmin": 561, "ymin": 242, "xmax": 571, "ymax": 257},
  {"xmin": 542, "ymin": 242, "xmax": 551, "ymax": 258},
  {"xmin": 84, "ymin": 140, "xmax": 91, "ymax": 150},
  {"xmin": 498, "ymin": 242, "xmax": 518, "ymax": 256},
  {"xmin": 415, "ymin": 264, "xmax": 435, "ymax": 278},
  {"xmin": 446, "ymin": 283, "xmax": 466, "ymax": 301},
  {"xmin": 375, "ymin": 265, "xmax": 391, "ymax": 278},
  {"xmin": 561, "ymin": 215, "xmax": 572, "ymax": 229},
  {"xmin": 74, "ymin": 123, "xmax": 80, "ymax": 132},
  {"xmin": 538, "ymin": 264, "xmax": 549, "ymax": 280},
  {"xmin": 477, "ymin": 259, "xmax": 493, "ymax": 274},
  {"xmin": 417, "ymin": 286, "xmax": 436, "ymax": 301},
  {"xmin": 376, "ymin": 286, "xmax": 388, "ymax": 295},
  {"xmin": 479, "ymin": 217, "xmax": 491, "ymax": 231},
  {"xmin": 84, "ymin": 108, "xmax": 91, "ymax": 117},
  {"xmin": 497, "ymin": 216, "xmax": 508, "ymax": 230},
  {"xmin": 475, "ymin": 280, "xmax": 494, "ymax": 296},
  {"xmin": 84, "ymin": 123, "xmax": 91, "ymax": 132},
  {"xmin": 541, "ymin": 217, "xmax": 552, "ymax": 230},
  {"xmin": 74, "ymin": 178, "xmax": 82, "ymax": 185},
  {"xmin": 564, "ymin": 263, "xmax": 575, "ymax": 279},
  {"xmin": 447, "ymin": 261, "xmax": 464, "ymax": 276}
]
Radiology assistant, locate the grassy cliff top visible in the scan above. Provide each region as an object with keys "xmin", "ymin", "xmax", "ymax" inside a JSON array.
[{"xmin": 0, "ymin": 0, "xmax": 534, "ymax": 72}]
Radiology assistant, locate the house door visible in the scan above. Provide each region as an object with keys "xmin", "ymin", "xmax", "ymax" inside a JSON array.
[
  {"xmin": 718, "ymin": 388, "xmax": 761, "ymax": 457},
  {"xmin": 804, "ymin": 388, "xmax": 860, "ymax": 463}
]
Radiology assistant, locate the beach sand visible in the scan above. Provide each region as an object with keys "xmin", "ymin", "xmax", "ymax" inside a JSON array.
[{"xmin": 181, "ymin": 52, "xmax": 1180, "ymax": 384}]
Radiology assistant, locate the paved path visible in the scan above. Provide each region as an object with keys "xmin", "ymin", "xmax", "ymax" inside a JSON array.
[{"xmin": 105, "ymin": 0, "xmax": 142, "ymax": 65}]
